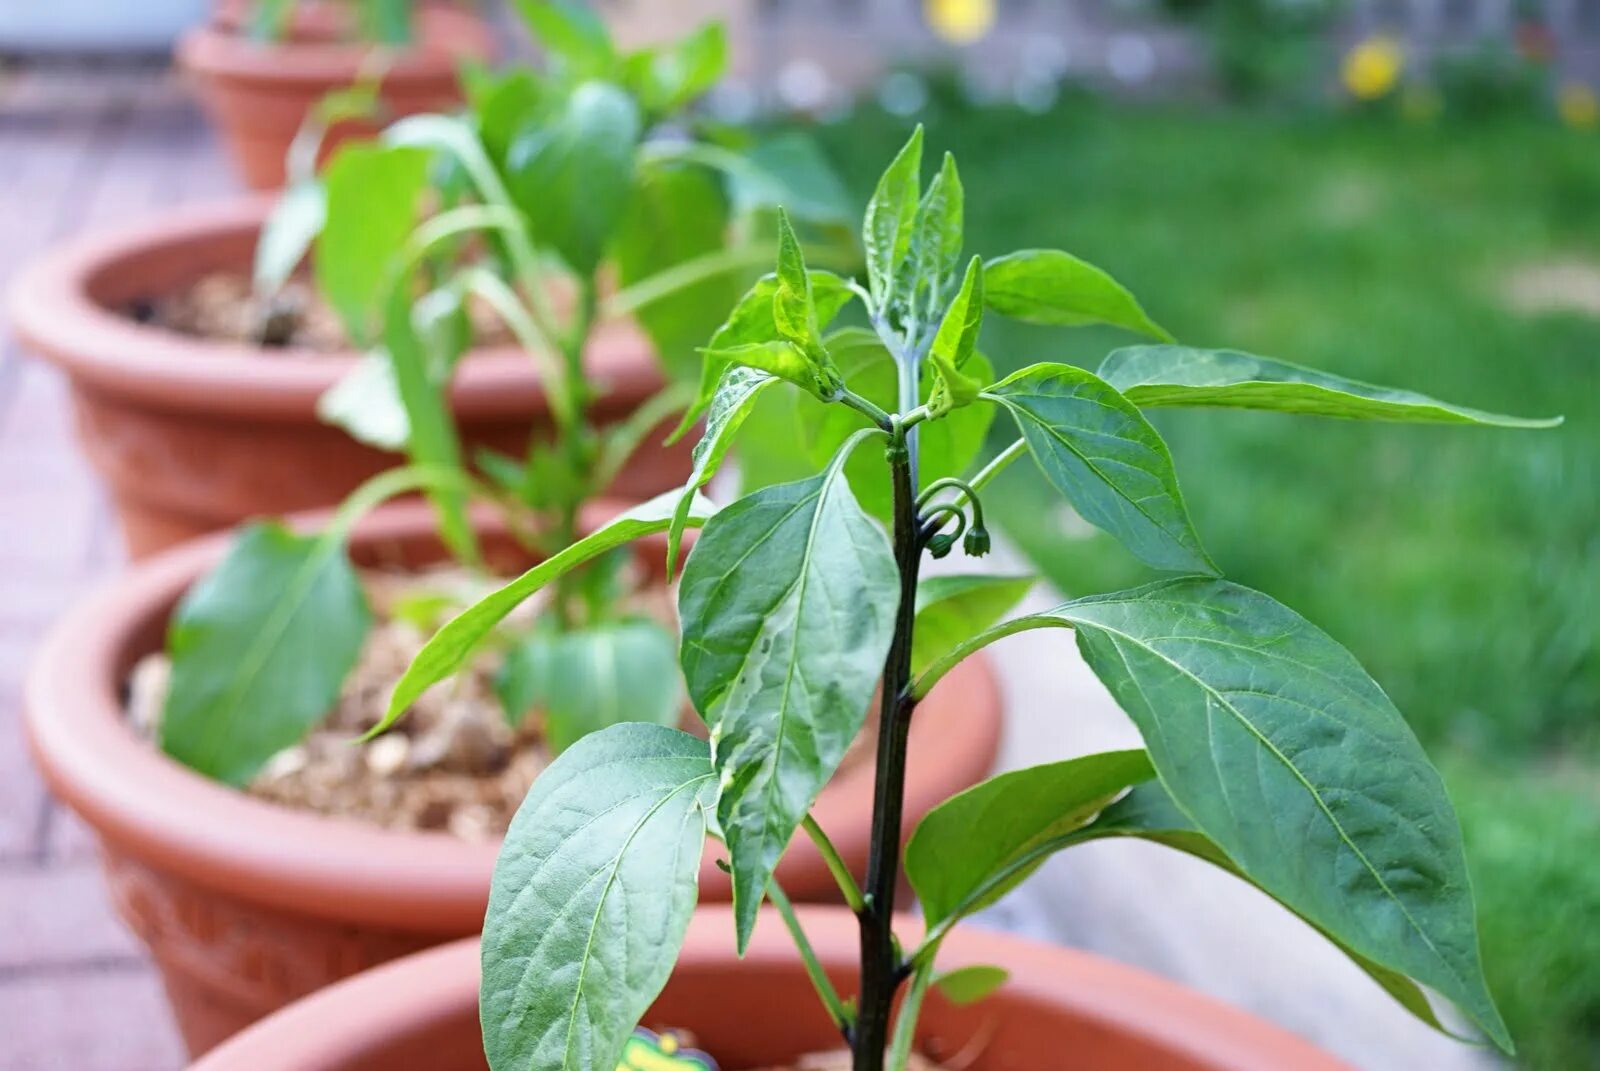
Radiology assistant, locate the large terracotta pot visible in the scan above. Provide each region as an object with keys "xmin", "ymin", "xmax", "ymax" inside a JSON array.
[
  {"xmin": 8, "ymin": 198, "xmax": 692, "ymax": 559},
  {"xmin": 24, "ymin": 503, "xmax": 1003, "ymax": 1058},
  {"xmin": 178, "ymin": 3, "xmax": 493, "ymax": 189},
  {"xmin": 189, "ymin": 906, "xmax": 1350, "ymax": 1071}
]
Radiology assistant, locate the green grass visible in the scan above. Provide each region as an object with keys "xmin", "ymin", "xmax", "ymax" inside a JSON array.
[{"xmin": 805, "ymin": 101, "xmax": 1600, "ymax": 1067}]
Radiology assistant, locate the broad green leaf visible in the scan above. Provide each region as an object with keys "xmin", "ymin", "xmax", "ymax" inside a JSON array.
[
  {"xmin": 1050, "ymin": 577, "xmax": 1509, "ymax": 1051},
  {"xmin": 481, "ymin": 723, "xmax": 715, "ymax": 1071},
  {"xmin": 316, "ymin": 350, "xmax": 409, "ymax": 451},
  {"xmin": 927, "ymin": 256, "xmax": 984, "ymax": 416},
  {"xmin": 727, "ymin": 133, "xmax": 854, "ymax": 226},
  {"xmin": 626, "ymin": 21, "xmax": 727, "ymax": 115},
  {"xmin": 932, "ymin": 965, "xmax": 1009, "ymax": 1005},
  {"xmin": 1098, "ymin": 346, "xmax": 1562, "ymax": 428},
  {"xmin": 905, "ymin": 751, "xmax": 1155, "ymax": 927},
  {"xmin": 314, "ymin": 144, "xmax": 429, "ymax": 344},
  {"xmin": 253, "ymin": 180, "xmax": 325, "ymax": 296},
  {"xmin": 498, "ymin": 620, "xmax": 681, "ymax": 753},
  {"xmin": 512, "ymin": 0, "xmax": 615, "ymax": 79},
  {"xmin": 984, "ymin": 363, "xmax": 1215, "ymax": 575},
  {"xmin": 1073, "ymin": 779, "xmax": 1471, "ymax": 1044},
  {"xmin": 667, "ymin": 366, "xmax": 778, "ymax": 578},
  {"xmin": 612, "ymin": 161, "xmax": 740, "ymax": 383},
  {"xmin": 382, "ymin": 491, "xmax": 718, "ymax": 732},
  {"xmin": 798, "ymin": 329, "xmax": 994, "ymax": 519},
  {"xmin": 699, "ymin": 341, "xmax": 822, "ymax": 395},
  {"xmin": 863, "ymin": 125, "xmax": 923, "ymax": 305},
  {"xmin": 464, "ymin": 67, "xmax": 547, "ymax": 169},
  {"xmin": 494, "ymin": 628, "xmax": 558, "ymax": 727},
  {"xmin": 983, "ymin": 249, "xmax": 1171, "ymax": 342},
  {"xmin": 161, "ymin": 523, "xmax": 369, "ymax": 786},
  {"xmin": 678, "ymin": 431, "xmax": 898, "ymax": 950},
  {"xmin": 910, "ymin": 573, "xmax": 1033, "ymax": 679},
  {"xmin": 507, "ymin": 80, "xmax": 641, "ymax": 273}
]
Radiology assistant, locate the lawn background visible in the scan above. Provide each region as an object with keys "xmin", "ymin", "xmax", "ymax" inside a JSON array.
[{"xmin": 795, "ymin": 99, "xmax": 1599, "ymax": 1069}]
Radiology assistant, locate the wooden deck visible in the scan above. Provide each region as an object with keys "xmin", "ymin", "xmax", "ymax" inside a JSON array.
[{"xmin": 0, "ymin": 62, "xmax": 1500, "ymax": 1071}]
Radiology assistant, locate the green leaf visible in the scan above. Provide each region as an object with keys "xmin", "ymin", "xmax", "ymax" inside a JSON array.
[
  {"xmin": 931, "ymin": 965, "xmax": 1009, "ymax": 1005},
  {"xmin": 358, "ymin": 0, "xmax": 412, "ymax": 45},
  {"xmin": 481, "ymin": 723, "xmax": 715, "ymax": 1071},
  {"xmin": 667, "ymin": 366, "xmax": 779, "ymax": 578},
  {"xmin": 625, "ymin": 20, "xmax": 727, "ymax": 115},
  {"xmin": 316, "ymin": 350, "xmax": 409, "ymax": 451},
  {"xmin": 314, "ymin": 143, "xmax": 429, "ymax": 345},
  {"xmin": 983, "ymin": 249, "xmax": 1171, "ymax": 342},
  {"xmin": 905, "ymin": 750, "xmax": 1156, "ymax": 928},
  {"xmin": 381, "ymin": 491, "xmax": 718, "ymax": 734},
  {"xmin": 507, "ymin": 80, "xmax": 641, "ymax": 273},
  {"xmin": 927, "ymin": 256, "xmax": 984, "ymax": 416},
  {"xmin": 1051, "ymin": 577, "xmax": 1510, "ymax": 1051},
  {"xmin": 799, "ymin": 329, "xmax": 994, "ymax": 519},
  {"xmin": 900, "ymin": 151, "xmax": 964, "ymax": 299},
  {"xmin": 464, "ymin": 67, "xmax": 547, "ymax": 170},
  {"xmin": 1098, "ymin": 346, "xmax": 1563, "ymax": 428},
  {"xmin": 678, "ymin": 430, "xmax": 899, "ymax": 950},
  {"xmin": 698, "ymin": 341, "xmax": 823, "ymax": 395},
  {"xmin": 1073, "ymin": 779, "xmax": 1473, "ymax": 1045},
  {"xmin": 512, "ymin": 0, "xmax": 615, "ymax": 79},
  {"xmin": 984, "ymin": 363, "xmax": 1214, "ymax": 575},
  {"xmin": 160, "ymin": 523, "xmax": 369, "ymax": 786},
  {"xmin": 500, "ymin": 620, "xmax": 682, "ymax": 754},
  {"xmin": 612, "ymin": 161, "xmax": 740, "ymax": 383},
  {"xmin": 863, "ymin": 125, "xmax": 923, "ymax": 306},
  {"xmin": 727, "ymin": 133, "xmax": 854, "ymax": 226},
  {"xmin": 254, "ymin": 180, "xmax": 325, "ymax": 296},
  {"xmin": 772, "ymin": 210, "xmax": 820, "ymax": 349},
  {"xmin": 910, "ymin": 573, "xmax": 1033, "ymax": 679}
]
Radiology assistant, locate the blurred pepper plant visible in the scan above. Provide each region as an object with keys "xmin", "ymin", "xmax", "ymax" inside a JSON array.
[{"xmin": 158, "ymin": 2, "xmax": 855, "ymax": 786}]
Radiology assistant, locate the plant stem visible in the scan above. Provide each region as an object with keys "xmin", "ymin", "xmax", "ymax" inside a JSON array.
[
  {"xmin": 769, "ymin": 880, "xmax": 855, "ymax": 1043},
  {"xmin": 854, "ymin": 369, "xmax": 925, "ymax": 1071},
  {"xmin": 884, "ymin": 959, "xmax": 933, "ymax": 1071},
  {"xmin": 803, "ymin": 815, "xmax": 866, "ymax": 914}
]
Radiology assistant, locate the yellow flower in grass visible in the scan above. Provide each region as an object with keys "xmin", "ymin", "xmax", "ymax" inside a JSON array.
[
  {"xmin": 1559, "ymin": 82, "xmax": 1599, "ymax": 130},
  {"xmin": 1343, "ymin": 35, "xmax": 1404, "ymax": 101},
  {"xmin": 925, "ymin": 0, "xmax": 996, "ymax": 46}
]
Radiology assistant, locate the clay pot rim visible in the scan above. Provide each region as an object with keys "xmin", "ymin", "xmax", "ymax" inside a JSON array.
[
  {"xmin": 25, "ymin": 502, "xmax": 1002, "ymax": 934},
  {"xmin": 191, "ymin": 905, "xmax": 1351, "ymax": 1071},
  {"xmin": 176, "ymin": 6, "xmax": 490, "ymax": 87},
  {"xmin": 7, "ymin": 196, "xmax": 660, "ymax": 420}
]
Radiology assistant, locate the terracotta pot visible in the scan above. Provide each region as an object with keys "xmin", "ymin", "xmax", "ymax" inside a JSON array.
[
  {"xmin": 8, "ymin": 197, "xmax": 692, "ymax": 559},
  {"xmin": 25, "ymin": 503, "xmax": 1003, "ymax": 1058},
  {"xmin": 178, "ymin": 3, "xmax": 493, "ymax": 189},
  {"xmin": 189, "ymin": 905, "xmax": 1350, "ymax": 1071}
]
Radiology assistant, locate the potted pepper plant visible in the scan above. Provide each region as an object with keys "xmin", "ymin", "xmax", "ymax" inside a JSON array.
[
  {"xmin": 178, "ymin": 0, "xmax": 493, "ymax": 189},
  {"xmin": 311, "ymin": 128, "xmax": 1546, "ymax": 1069},
  {"xmin": 22, "ymin": 19, "xmax": 1002, "ymax": 1058},
  {"xmin": 10, "ymin": 2, "xmax": 845, "ymax": 556}
]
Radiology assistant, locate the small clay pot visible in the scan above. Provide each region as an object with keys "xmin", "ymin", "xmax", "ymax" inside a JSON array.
[
  {"xmin": 178, "ymin": 3, "xmax": 493, "ymax": 189},
  {"xmin": 189, "ymin": 905, "xmax": 1351, "ymax": 1071},
  {"xmin": 8, "ymin": 198, "xmax": 692, "ymax": 559},
  {"xmin": 25, "ymin": 503, "xmax": 1003, "ymax": 1058}
]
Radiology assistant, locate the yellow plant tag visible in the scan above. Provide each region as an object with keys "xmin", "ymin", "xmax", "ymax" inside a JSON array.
[{"xmin": 617, "ymin": 1028, "xmax": 720, "ymax": 1071}]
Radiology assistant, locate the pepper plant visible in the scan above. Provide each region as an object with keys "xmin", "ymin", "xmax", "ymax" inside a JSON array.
[
  {"xmin": 391, "ymin": 127, "xmax": 1561, "ymax": 1069},
  {"xmin": 159, "ymin": 5, "xmax": 851, "ymax": 786}
]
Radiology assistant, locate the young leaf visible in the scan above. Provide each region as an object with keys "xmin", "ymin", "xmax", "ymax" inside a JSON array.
[
  {"xmin": 1072, "ymin": 780, "xmax": 1476, "ymax": 1045},
  {"xmin": 772, "ymin": 209, "xmax": 820, "ymax": 349},
  {"xmin": 463, "ymin": 67, "xmax": 546, "ymax": 166},
  {"xmin": 512, "ymin": 0, "xmax": 615, "ymax": 79},
  {"xmin": 316, "ymin": 351, "xmax": 409, "ymax": 451},
  {"xmin": 626, "ymin": 20, "xmax": 727, "ymax": 114},
  {"xmin": 530, "ymin": 620, "xmax": 682, "ymax": 753},
  {"xmin": 667, "ymin": 366, "xmax": 779, "ymax": 578},
  {"xmin": 678, "ymin": 430, "xmax": 899, "ymax": 951},
  {"xmin": 381, "ymin": 490, "xmax": 718, "ymax": 733},
  {"xmin": 481, "ymin": 723, "xmax": 715, "ymax": 1071},
  {"xmin": 931, "ymin": 965, "xmax": 1009, "ymax": 1005},
  {"xmin": 1048, "ymin": 577, "xmax": 1507, "ymax": 1051},
  {"xmin": 506, "ymin": 80, "xmax": 641, "ymax": 273},
  {"xmin": 1098, "ymin": 346, "xmax": 1563, "ymax": 428},
  {"xmin": 926, "ymin": 256, "xmax": 984, "ymax": 416},
  {"xmin": 161, "ymin": 523, "xmax": 370, "ymax": 786},
  {"xmin": 904, "ymin": 751, "xmax": 1156, "ymax": 928},
  {"xmin": 863, "ymin": 125, "xmax": 924, "ymax": 305},
  {"xmin": 698, "ymin": 341, "xmax": 823, "ymax": 395},
  {"xmin": 984, "ymin": 363, "xmax": 1215, "ymax": 575},
  {"xmin": 910, "ymin": 573, "xmax": 1034, "ymax": 679},
  {"xmin": 983, "ymin": 249, "xmax": 1171, "ymax": 342},
  {"xmin": 900, "ymin": 151, "xmax": 964, "ymax": 300},
  {"xmin": 314, "ymin": 144, "xmax": 429, "ymax": 345}
]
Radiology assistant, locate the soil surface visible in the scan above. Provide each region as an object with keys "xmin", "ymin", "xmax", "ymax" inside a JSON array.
[
  {"xmin": 132, "ymin": 270, "xmax": 511, "ymax": 352},
  {"xmin": 126, "ymin": 566, "xmax": 875, "ymax": 840}
]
